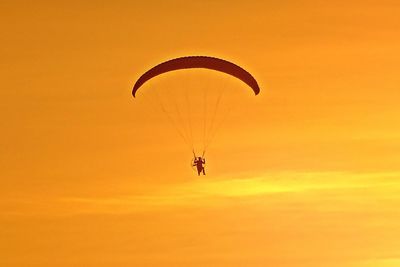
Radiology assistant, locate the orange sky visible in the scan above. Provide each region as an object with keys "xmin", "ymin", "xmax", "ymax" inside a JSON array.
[{"xmin": 1, "ymin": 1, "xmax": 400, "ymax": 266}]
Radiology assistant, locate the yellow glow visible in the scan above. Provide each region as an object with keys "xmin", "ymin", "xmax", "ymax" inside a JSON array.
[{"xmin": 2, "ymin": 1, "xmax": 400, "ymax": 266}]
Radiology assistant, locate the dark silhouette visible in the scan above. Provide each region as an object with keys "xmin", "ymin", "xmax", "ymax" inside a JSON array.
[
  {"xmin": 132, "ymin": 56, "xmax": 261, "ymax": 174},
  {"xmin": 193, "ymin": 156, "xmax": 206, "ymax": 176},
  {"xmin": 132, "ymin": 56, "xmax": 260, "ymax": 97}
]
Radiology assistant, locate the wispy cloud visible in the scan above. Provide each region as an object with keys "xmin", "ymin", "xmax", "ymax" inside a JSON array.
[
  {"xmin": 355, "ymin": 257, "xmax": 400, "ymax": 267},
  {"xmin": 2, "ymin": 171, "xmax": 399, "ymax": 217},
  {"xmin": 54, "ymin": 171, "xmax": 400, "ymax": 215}
]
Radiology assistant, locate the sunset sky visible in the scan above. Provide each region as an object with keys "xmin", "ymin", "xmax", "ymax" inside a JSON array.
[{"xmin": 1, "ymin": 1, "xmax": 400, "ymax": 266}]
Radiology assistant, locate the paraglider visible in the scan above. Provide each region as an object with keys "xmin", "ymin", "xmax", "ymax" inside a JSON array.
[
  {"xmin": 132, "ymin": 56, "xmax": 260, "ymax": 175},
  {"xmin": 193, "ymin": 156, "xmax": 206, "ymax": 176}
]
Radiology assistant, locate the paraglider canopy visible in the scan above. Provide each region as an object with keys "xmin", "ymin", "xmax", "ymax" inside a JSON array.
[{"xmin": 132, "ymin": 56, "xmax": 260, "ymax": 97}]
